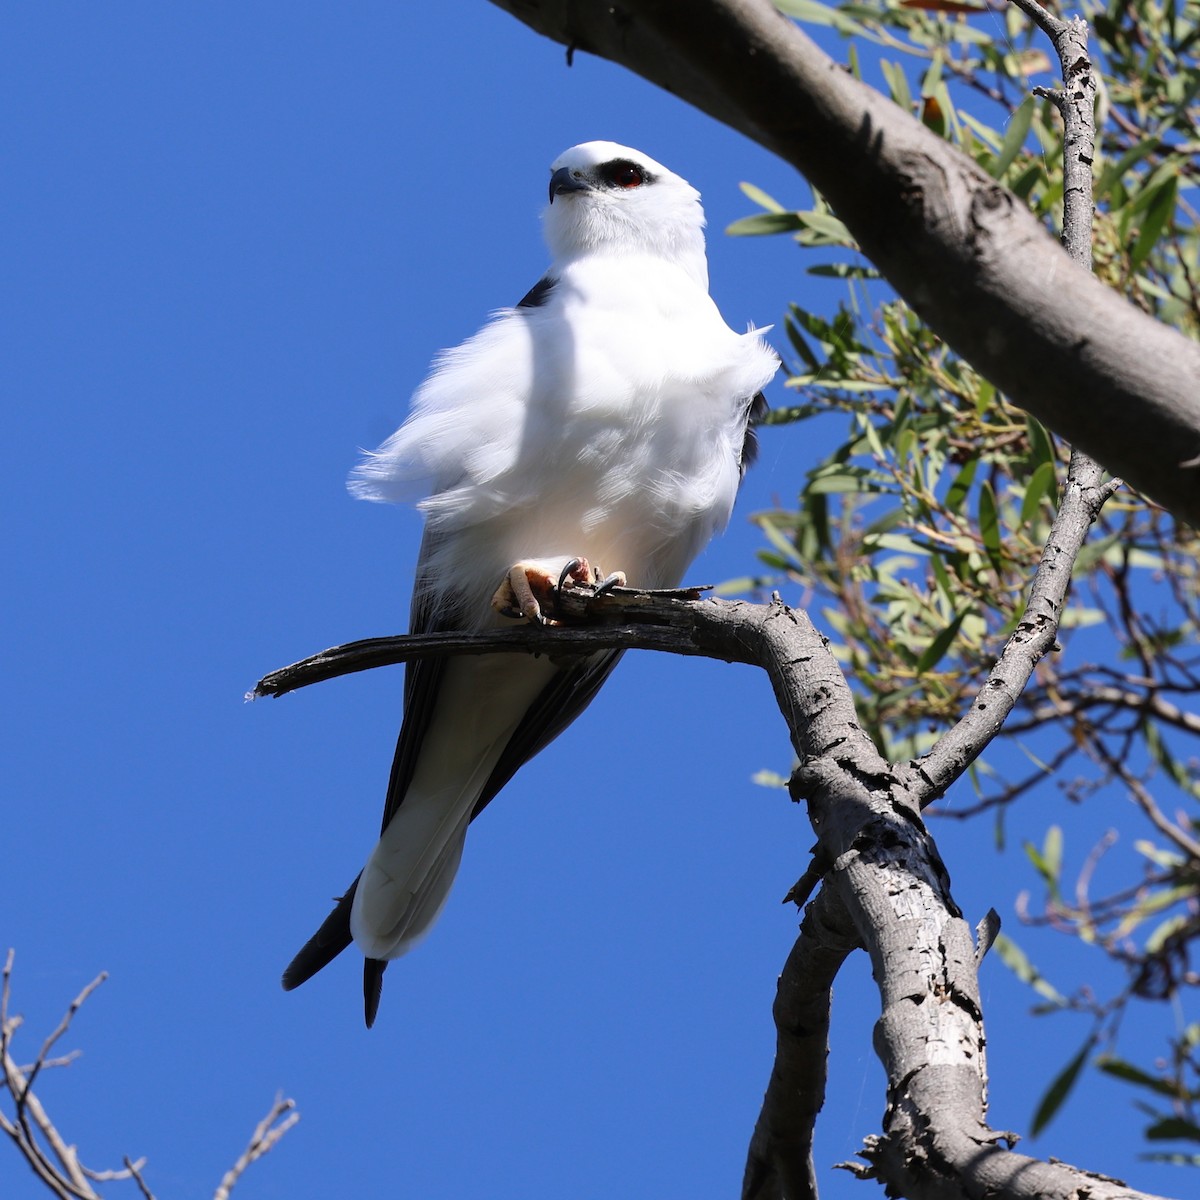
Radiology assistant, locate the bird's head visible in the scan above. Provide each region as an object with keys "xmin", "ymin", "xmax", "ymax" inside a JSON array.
[{"xmin": 542, "ymin": 141, "xmax": 708, "ymax": 286}]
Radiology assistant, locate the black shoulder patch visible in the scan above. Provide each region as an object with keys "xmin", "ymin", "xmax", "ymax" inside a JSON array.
[
  {"xmin": 739, "ymin": 391, "xmax": 769, "ymax": 478},
  {"xmin": 516, "ymin": 276, "xmax": 556, "ymax": 309}
]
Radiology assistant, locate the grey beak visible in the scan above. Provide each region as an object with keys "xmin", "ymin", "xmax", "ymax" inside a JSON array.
[{"xmin": 549, "ymin": 167, "xmax": 590, "ymax": 204}]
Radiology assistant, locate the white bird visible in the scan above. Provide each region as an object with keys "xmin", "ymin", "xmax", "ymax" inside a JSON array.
[{"xmin": 282, "ymin": 141, "xmax": 779, "ymax": 1025}]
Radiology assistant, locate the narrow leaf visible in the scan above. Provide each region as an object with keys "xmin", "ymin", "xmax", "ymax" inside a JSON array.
[
  {"xmin": 726, "ymin": 212, "xmax": 806, "ymax": 237},
  {"xmin": 991, "ymin": 934, "xmax": 1067, "ymax": 1006},
  {"xmin": 1020, "ymin": 460, "xmax": 1058, "ymax": 525},
  {"xmin": 915, "ymin": 609, "xmax": 969, "ymax": 673},
  {"xmin": 978, "ymin": 480, "xmax": 1002, "ymax": 566},
  {"xmin": 1025, "ymin": 416, "xmax": 1055, "ymax": 469},
  {"xmin": 1130, "ymin": 173, "xmax": 1178, "ymax": 269},
  {"xmin": 1145, "ymin": 1116, "xmax": 1200, "ymax": 1143},
  {"xmin": 993, "ymin": 96, "xmax": 1035, "ymax": 179},
  {"xmin": 738, "ymin": 181, "xmax": 785, "ymax": 213},
  {"xmin": 944, "ymin": 455, "xmax": 978, "ymax": 511},
  {"xmin": 1097, "ymin": 1056, "xmax": 1185, "ymax": 1099},
  {"xmin": 1031, "ymin": 1037, "xmax": 1095, "ymax": 1136}
]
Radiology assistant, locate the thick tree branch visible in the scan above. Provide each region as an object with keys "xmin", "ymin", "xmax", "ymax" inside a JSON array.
[
  {"xmin": 742, "ymin": 888, "xmax": 859, "ymax": 1200},
  {"xmin": 258, "ymin": 586, "xmax": 1176, "ymax": 1198},
  {"xmin": 486, "ymin": 0, "xmax": 1200, "ymax": 526}
]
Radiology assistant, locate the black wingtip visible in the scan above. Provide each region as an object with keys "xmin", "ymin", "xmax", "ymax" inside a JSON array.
[
  {"xmin": 739, "ymin": 390, "xmax": 770, "ymax": 478},
  {"xmin": 364, "ymin": 959, "xmax": 387, "ymax": 1028},
  {"xmin": 281, "ymin": 879, "xmax": 359, "ymax": 991}
]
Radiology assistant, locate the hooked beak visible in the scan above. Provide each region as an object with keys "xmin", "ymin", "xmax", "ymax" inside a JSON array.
[{"xmin": 549, "ymin": 167, "xmax": 590, "ymax": 204}]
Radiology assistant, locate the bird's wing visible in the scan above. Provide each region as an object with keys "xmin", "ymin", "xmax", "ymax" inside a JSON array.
[
  {"xmin": 281, "ymin": 527, "xmax": 451, "ymax": 994},
  {"xmin": 515, "ymin": 274, "xmax": 556, "ymax": 310},
  {"xmin": 469, "ymin": 648, "xmax": 622, "ymax": 820},
  {"xmin": 283, "ymin": 570, "xmax": 620, "ymax": 1013},
  {"xmin": 739, "ymin": 390, "xmax": 770, "ymax": 478}
]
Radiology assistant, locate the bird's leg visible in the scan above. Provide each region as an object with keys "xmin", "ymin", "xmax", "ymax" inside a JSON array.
[{"xmin": 491, "ymin": 557, "xmax": 593, "ymax": 624}]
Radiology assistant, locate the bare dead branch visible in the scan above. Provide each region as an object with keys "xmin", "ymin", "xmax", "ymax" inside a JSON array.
[
  {"xmin": 212, "ymin": 1094, "xmax": 299, "ymax": 1200},
  {"xmin": 1, "ymin": 953, "xmax": 298, "ymax": 1200},
  {"xmin": 252, "ymin": 585, "xmax": 726, "ymax": 699},
  {"xmin": 124, "ymin": 1157, "xmax": 157, "ymax": 1200}
]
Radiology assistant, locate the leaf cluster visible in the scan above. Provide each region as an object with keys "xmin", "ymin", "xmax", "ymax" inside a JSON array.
[{"xmin": 741, "ymin": 0, "xmax": 1200, "ymax": 1151}]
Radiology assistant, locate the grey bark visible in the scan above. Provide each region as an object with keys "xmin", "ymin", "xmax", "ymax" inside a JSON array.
[
  {"xmin": 486, "ymin": 0, "xmax": 1200, "ymax": 527},
  {"xmin": 255, "ymin": 586, "xmax": 1177, "ymax": 1199}
]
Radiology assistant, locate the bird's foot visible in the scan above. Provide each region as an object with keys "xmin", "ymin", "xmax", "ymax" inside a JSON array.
[{"xmin": 491, "ymin": 557, "xmax": 596, "ymax": 625}]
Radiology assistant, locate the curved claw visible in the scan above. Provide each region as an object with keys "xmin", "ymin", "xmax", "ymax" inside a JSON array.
[
  {"xmin": 557, "ymin": 557, "xmax": 588, "ymax": 594},
  {"xmin": 593, "ymin": 570, "xmax": 628, "ymax": 597}
]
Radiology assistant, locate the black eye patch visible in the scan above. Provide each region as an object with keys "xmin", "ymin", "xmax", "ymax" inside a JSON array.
[{"xmin": 598, "ymin": 159, "xmax": 651, "ymax": 189}]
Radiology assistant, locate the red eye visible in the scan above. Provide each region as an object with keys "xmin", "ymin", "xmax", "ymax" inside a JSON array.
[{"xmin": 606, "ymin": 161, "xmax": 644, "ymax": 189}]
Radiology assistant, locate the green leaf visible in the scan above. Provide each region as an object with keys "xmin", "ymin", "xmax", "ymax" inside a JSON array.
[
  {"xmin": 807, "ymin": 468, "xmax": 886, "ymax": 495},
  {"xmin": 757, "ymin": 517, "xmax": 804, "ymax": 568},
  {"xmin": 915, "ymin": 609, "xmax": 969, "ymax": 673},
  {"xmin": 783, "ymin": 311, "xmax": 824, "ymax": 373},
  {"xmin": 992, "ymin": 96, "xmax": 1036, "ymax": 179},
  {"xmin": 772, "ymin": 0, "xmax": 868, "ymax": 35},
  {"xmin": 1096, "ymin": 136, "xmax": 1165, "ymax": 201},
  {"xmin": 1025, "ymin": 825, "xmax": 1063, "ymax": 887},
  {"xmin": 975, "ymin": 378, "xmax": 995, "ymax": 415},
  {"xmin": 1128, "ymin": 170, "xmax": 1176, "ymax": 268},
  {"xmin": 794, "ymin": 210, "xmax": 855, "ymax": 244},
  {"xmin": 929, "ymin": 551, "xmax": 957, "ymax": 611},
  {"xmin": 1129, "ymin": 173, "xmax": 1178, "ymax": 269},
  {"xmin": 1032, "ymin": 1037, "xmax": 1095, "ymax": 1136},
  {"xmin": 726, "ymin": 212, "xmax": 807, "ymax": 237},
  {"xmin": 1097, "ymin": 1055, "xmax": 1186, "ymax": 1099},
  {"xmin": 751, "ymin": 769, "xmax": 789, "ymax": 789},
  {"xmin": 1025, "ymin": 415, "xmax": 1055, "ymax": 471},
  {"xmin": 738, "ymin": 181, "xmax": 786, "ymax": 213},
  {"xmin": 879, "ymin": 59, "xmax": 914, "ymax": 112},
  {"xmin": 1145, "ymin": 1116, "xmax": 1200, "ymax": 1143},
  {"xmin": 978, "ymin": 480, "xmax": 1002, "ymax": 567},
  {"xmin": 991, "ymin": 934, "xmax": 1067, "ymax": 1006},
  {"xmin": 1146, "ymin": 914, "xmax": 1191, "ymax": 956},
  {"xmin": 944, "ymin": 455, "xmax": 978, "ymax": 511},
  {"xmin": 806, "ymin": 262, "xmax": 882, "ymax": 279},
  {"xmin": 1020, "ymin": 460, "xmax": 1058, "ymax": 525},
  {"xmin": 1135, "ymin": 839, "xmax": 1185, "ymax": 870}
]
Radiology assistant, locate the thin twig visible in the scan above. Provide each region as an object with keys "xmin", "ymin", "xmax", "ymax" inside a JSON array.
[
  {"xmin": 212, "ymin": 1093, "xmax": 299, "ymax": 1200},
  {"xmin": 124, "ymin": 1156, "xmax": 158, "ymax": 1200},
  {"xmin": 914, "ymin": 1, "xmax": 1113, "ymax": 804}
]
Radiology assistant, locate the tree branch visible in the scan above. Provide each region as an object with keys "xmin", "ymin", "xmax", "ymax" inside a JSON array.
[
  {"xmin": 1, "ymin": 952, "xmax": 298, "ymax": 1199},
  {"xmin": 485, "ymin": 0, "xmax": 1200, "ymax": 526},
  {"xmin": 914, "ymin": 0, "xmax": 1113, "ymax": 804},
  {"xmin": 258, "ymin": 583, "xmax": 1176, "ymax": 1197},
  {"xmin": 742, "ymin": 888, "xmax": 859, "ymax": 1200}
]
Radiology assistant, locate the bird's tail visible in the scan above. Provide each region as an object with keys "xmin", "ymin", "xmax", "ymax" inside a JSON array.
[{"xmin": 350, "ymin": 793, "xmax": 474, "ymax": 960}]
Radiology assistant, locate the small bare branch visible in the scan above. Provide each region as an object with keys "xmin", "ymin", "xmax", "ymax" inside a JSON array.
[
  {"xmin": 212, "ymin": 1094, "xmax": 299, "ymax": 1200},
  {"xmin": 124, "ymin": 1156, "xmax": 157, "ymax": 1200},
  {"xmin": 1, "ymin": 954, "xmax": 298, "ymax": 1200},
  {"xmin": 915, "ymin": 2, "xmax": 1112, "ymax": 804}
]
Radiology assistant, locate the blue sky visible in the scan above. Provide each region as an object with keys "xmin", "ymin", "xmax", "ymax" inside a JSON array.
[{"xmin": 3, "ymin": 4, "xmax": 1186, "ymax": 1198}]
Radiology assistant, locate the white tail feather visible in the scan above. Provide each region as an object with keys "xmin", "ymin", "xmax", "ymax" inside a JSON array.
[{"xmin": 349, "ymin": 652, "xmax": 560, "ymax": 959}]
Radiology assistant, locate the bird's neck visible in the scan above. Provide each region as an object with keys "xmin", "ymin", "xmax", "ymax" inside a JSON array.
[{"xmin": 553, "ymin": 241, "xmax": 709, "ymax": 292}]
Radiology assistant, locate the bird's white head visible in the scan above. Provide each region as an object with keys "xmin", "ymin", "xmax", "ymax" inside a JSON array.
[{"xmin": 542, "ymin": 141, "xmax": 708, "ymax": 287}]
